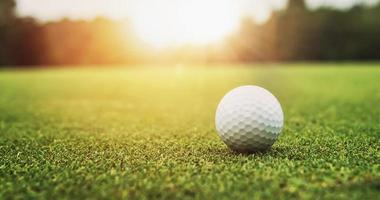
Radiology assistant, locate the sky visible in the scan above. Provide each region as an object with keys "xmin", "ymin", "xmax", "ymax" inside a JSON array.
[
  {"xmin": 14, "ymin": 0, "xmax": 379, "ymax": 47},
  {"xmin": 16, "ymin": 0, "xmax": 379, "ymax": 24}
]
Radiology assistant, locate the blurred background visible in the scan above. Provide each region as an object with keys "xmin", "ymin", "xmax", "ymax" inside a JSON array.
[{"xmin": 0, "ymin": 0, "xmax": 379, "ymax": 66}]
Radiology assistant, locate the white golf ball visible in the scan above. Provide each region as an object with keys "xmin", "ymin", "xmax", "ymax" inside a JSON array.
[{"xmin": 215, "ymin": 85, "xmax": 284, "ymax": 152}]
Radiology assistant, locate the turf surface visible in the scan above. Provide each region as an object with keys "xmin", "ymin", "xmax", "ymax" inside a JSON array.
[{"xmin": 0, "ymin": 64, "xmax": 379, "ymax": 199}]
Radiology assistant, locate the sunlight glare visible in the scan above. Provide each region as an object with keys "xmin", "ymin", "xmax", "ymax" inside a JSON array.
[{"xmin": 130, "ymin": 0, "xmax": 240, "ymax": 48}]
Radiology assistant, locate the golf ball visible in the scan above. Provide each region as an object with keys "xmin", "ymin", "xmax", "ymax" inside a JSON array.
[{"xmin": 215, "ymin": 86, "xmax": 284, "ymax": 152}]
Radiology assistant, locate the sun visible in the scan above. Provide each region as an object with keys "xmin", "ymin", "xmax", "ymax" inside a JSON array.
[{"xmin": 130, "ymin": 0, "xmax": 240, "ymax": 48}]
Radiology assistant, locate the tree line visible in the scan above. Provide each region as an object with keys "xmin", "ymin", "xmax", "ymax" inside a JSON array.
[{"xmin": 1, "ymin": 0, "xmax": 380, "ymax": 66}]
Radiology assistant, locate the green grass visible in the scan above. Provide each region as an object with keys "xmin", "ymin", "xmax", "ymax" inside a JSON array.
[{"xmin": 0, "ymin": 64, "xmax": 379, "ymax": 199}]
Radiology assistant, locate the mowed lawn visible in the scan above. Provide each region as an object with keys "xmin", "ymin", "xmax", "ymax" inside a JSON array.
[{"xmin": 0, "ymin": 64, "xmax": 379, "ymax": 199}]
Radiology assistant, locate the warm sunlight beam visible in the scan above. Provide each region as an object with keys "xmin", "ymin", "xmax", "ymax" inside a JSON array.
[{"xmin": 130, "ymin": 0, "xmax": 240, "ymax": 48}]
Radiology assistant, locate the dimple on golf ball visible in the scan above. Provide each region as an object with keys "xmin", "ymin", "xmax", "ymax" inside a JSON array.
[{"xmin": 215, "ymin": 85, "xmax": 284, "ymax": 152}]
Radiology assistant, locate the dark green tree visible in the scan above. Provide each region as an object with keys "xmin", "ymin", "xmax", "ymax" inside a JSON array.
[
  {"xmin": 0, "ymin": 0, "xmax": 17, "ymax": 65},
  {"xmin": 0, "ymin": 0, "xmax": 15, "ymax": 25}
]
